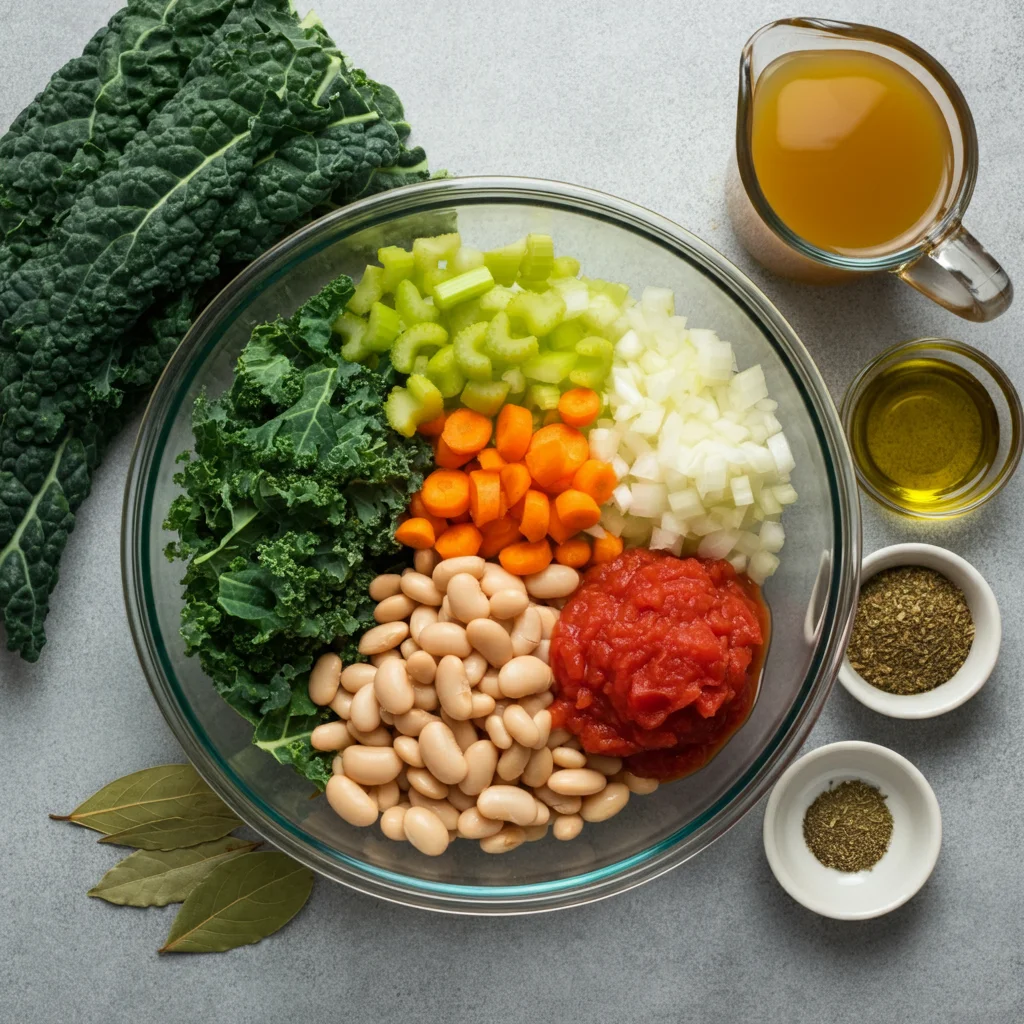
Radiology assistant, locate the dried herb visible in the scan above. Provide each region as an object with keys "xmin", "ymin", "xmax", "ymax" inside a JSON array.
[
  {"xmin": 847, "ymin": 566, "xmax": 974, "ymax": 695},
  {"xmin": 803, "ymin": 779, "xmax": 893, "ymax": 872},
  {"xmin": 98, "ymin": 813, "xmax": 242, "ymax": 851}
]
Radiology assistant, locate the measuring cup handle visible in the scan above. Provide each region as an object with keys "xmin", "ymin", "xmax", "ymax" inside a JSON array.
[{"xmin": 898, "ymin": 224, "xmax": 1013, "ymax": 322}]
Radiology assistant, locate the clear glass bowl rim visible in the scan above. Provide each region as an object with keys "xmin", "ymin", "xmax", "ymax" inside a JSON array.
[
  {"xmin": 122, "ymin": 175, "xmax": 861, "ymax": 914},
  {"xmin": 840, "ymin": 336, "xmax": 1023, "ymax": 519}
]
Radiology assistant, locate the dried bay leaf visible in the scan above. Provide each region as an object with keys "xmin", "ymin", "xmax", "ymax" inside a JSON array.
[
  {"xmin": 98, "ymin": 813, "xmax": 242, "ymax": 851},
  {"xmin": 89, "ymin": 838, "xmax": 261, "ymax": 907},
  {"xmin": 50, "ymin": 764, "xmax": 227, "ymax": 835},
  {"xmin": 160, "ymin": 852, "xmax": 313, "ymax": 954}
]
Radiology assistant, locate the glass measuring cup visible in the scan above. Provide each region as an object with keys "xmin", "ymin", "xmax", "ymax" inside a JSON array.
[{"xmin": 726, "ymin": 18, "xmax": 1012, "ymax": 322}]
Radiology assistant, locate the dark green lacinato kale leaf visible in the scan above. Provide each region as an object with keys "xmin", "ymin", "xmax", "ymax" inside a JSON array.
[
  {"xmin": 165, "ymin": 276, "xmax": 432, "ymax": 786},
  {"xmin": 0, "ymin": 0, "xmax": 434, "ymax": 661}
]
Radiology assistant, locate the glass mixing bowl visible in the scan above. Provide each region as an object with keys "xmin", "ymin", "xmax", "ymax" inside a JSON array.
[{"xmin": 123, "ymin": 176, "xmax": 860, "ymax": 914}]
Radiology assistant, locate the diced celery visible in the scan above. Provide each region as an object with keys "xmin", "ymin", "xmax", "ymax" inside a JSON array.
[
  {"xmin": 551, "ymin": 255, "xmax": 581, "ymax": 278},
  {"xmin": 433, "ymin": 266, "xmax": 495, "ymax": 310},
  {"xmin": 547, "ymin": 319, "xmax": 586, "ymax": 351},
  {"xmin": 478, "ymin": 285, "xmax": 515, "ymax": 315},
  {"xmin": 412, "ymin": 354, "xmax": 430, "ymax": 376},
  {"xmin": 385, "ymin": 374, "xmax": 444, "ymax": 437},
  {"xmin": 425, "ymin": 345, "xmax": 466, "ymax": 399},
  {"xmin": 461, "ymin": 379, "xmax": 511, "ymax": 416},
  {"xmin": 391, "ymin": 322, "xmax": 448, "ymax": 373},
  {"xmin": 522, "ymin": 350, "xmax": 577, "ymax": 383},
  {"xmin": 519, "ymin": 233, "xmax": 554, "ymax": 281},
  {"xmin": 395, "ymin": 279, "xmax": 440, "ymax": 326},
  {"xmin": 484, "ymin": 312, "xmax": 538, "ymax": 365},
  {"xmin": 333, "ymin": 310, "xmax": 373, "ymax": 363},
  {"xmin": 419, "ymin": 264, "xmax": 452, "ymax": 296},
  {"xmin": 364, "ymin": 301, "xmax": 401, "ymax": 352},
  {"xmin": 348, "ymin": 265, "xmax": 386, "ymax": 316},
  {"xmin": 377, "ymin": 245, "xmax": 415, "ymax": 292},
  {"xmin": 484, "ymin": 238, "xmax": 526, "ymax": 286},
  {"xmin": 445, "ymin": 298, "xmax": 490, "ymax": 337},
  {"xmin": 452, "ymin": 322, "xmax": 493, "ymax": 381},
  {"xmin": 525, "ymin": 383, "xmax": 561, "ymax": 411},
  {"xmin": 582, "ymin": 293, "xmax": 623, "ymax": 336},
  {"xmin": 569, "ymin": 336, "xmax": 614, "ymax": 389},
  {"xmin": 501, "ymin": 367, "xmax": 527, "ymax": 395},
  {"xmin": 507, "ymin": 289, "xmax": 566, "ymax": 337},
  {"xmin": 586, "ymin": 278, "xmax": 630, "ymax": 306},
  {"xmin": 413, "ymin": 232, "xmax": 461, "ymax": 276},
  {"xmin": 451, "ymin": 247, "xmax": 486, "ymax": 273}
]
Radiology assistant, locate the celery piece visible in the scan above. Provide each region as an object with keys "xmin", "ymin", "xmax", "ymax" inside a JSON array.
[
  {"xmin": 426, "ymin": 345, "xmax": 466, "ymax": 399},
  {"xmin": 452, "ymin": 322, "xmax": 493, "ymax": 381},
  {"xmin": 378, "ymin": 245, "xmax": 415, "ymax": 292},
  {"xmin": 364, "ymin": 301, "xmax": 401, "ymax": 352},
  {"xmin": 525, "ymin": 383, "xmax": 561, "ymax": 411},
  {"xmin": 507, "ymin": 289, "xmax": 566, "ymax": 337},
  {"xmin": 484, "ymin": 238, "xmax": 526, "ymax": 286},
  {"xmin": 348, "ymin": 265, "xmax": 386, "ymax": 316},
  {"xmin": 519, "ymin": 233, "xmax": 554, "ymax": 281},
  {"xmin": 478, "ymin": 285, "xmax": 515, "ymax": 315},
  {"xmin": 547, "ymin": 319, "xmax": 586, "ymax": 351},
  {"xmin": 501, "ymin": 367, "xmax": 527, "ymax": 395},
  {"xmin": 395, "ymin": 279, "xmax": 440, "ymax": 326},
  {"xmin": 484, "ymin": 312, "xmax": 538, "ymax": 365},
  {"xmin": 451, "ymin": 246, "xmax": 486, "ymax": 274},
  {"xmin": 419, "ymin": 264, "xmax": 453, "ymax": 296},
  {"xmin": 582, "ymin": 292, "xmax": 623, "ymax": 336},
  {"xmin": 585, "ymin": 278, "xmax": 631, "ymax": 306},
  {"xmin": 461, "ymin": 379, "xmax": 511, "ymax": 417},
  {"xmin": 391, "ymin": 322, "xmax": 449, "ymax": 373},
  {"xmin": 412, "ymin": 354, "xmax": 430, "ymax": 376},
  {"xmin": 445, "ymin": 298, "xmax": 490, "ymax": 337},
  {"xmin": 333, "ymin": 310, "xmax": 373, "ymax": 363},
  {"xmin": 385, "ymin": 374, "xmax": 444, "ymax": 438},
  {"xmin": 413, "ymin": 232, "xmax": 461, "ymax": 275},
  {"xmin": 433, "ymin": 266, "xmax": 495, "ymax": 310},
  {"xmin": 569, "ymin": 336, "xmax": 614, "ymax": 388},
  {"xmin": 551, "ymin": 255, "xmax": 581, "ymax": 278},
  {"xmin": 522, "ymin": 350, "xmax": 577, "ymax": 384}
]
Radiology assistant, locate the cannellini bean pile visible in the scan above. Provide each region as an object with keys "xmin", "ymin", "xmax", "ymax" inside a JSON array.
[{"xmin": 306, "ymin": 551, "xmax": 659, "ymax": 856}]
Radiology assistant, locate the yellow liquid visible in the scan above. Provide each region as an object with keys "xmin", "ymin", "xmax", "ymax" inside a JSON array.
[
  {"xmin": 849, "ymin": 359, "xmax": 999, "ymax": 514},
  {"xmin": 751, "ymin": 49, "xmax": 954, "ymax": 255}
]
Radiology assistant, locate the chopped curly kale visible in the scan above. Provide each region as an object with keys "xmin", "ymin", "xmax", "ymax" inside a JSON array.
[{"xmin": 165, "ymin": 275, "xmax": 432, "ymax": 786}]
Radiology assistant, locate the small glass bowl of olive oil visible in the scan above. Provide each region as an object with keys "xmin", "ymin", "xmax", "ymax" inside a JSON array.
[{"xmin": 842, "ymin": 339, "xmax": 1022, "ymax": 518}]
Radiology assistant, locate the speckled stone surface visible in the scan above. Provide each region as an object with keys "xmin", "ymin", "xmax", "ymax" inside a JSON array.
[{"xmin": 1, "ymin": 2, "xmax": 1021, "ymax": 1021}]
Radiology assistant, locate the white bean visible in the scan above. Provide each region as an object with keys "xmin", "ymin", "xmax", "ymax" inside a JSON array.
[
  {"xmin": 393, "ymin": 709, "xmax": 440, "ymax": 737},
  {"xmin": 623, "ymin": 772, "xmax": 660, "ymax": 795},
  {"xmin": 477, "ymin": 785, "xmax": 538, "ymax": 825},
  {"xmin": 418, "ymin": 622, "xmax": 472, "ymax": 658},
  {"xmin": 510, "ymin": 606, "xmax": 542, "ymax": 657},
  {"xmin": 440, "ymin": 711, "xmax": 478, "ymax": 752},
  {"xmin": 498, "ymin": 656, "xmax": 552, "ymax": 698},
  {"xmin": 407, "ymin": 792, "xmax": 459, "ymax": 830},
  {"xmin": 470, "ymin": 692, "xmax": 496, "ymax": 718},
  {"xmin": 326, "ymin": 774, "xmax": 378, "ymax": 827},
  {"xmin": 308, "ymin": 653, "xmax": 342, "ymax": 705},
  {"xmin": 380, "ymin": 804, "xmax": 408, "ymax": 841},
  {"xmin": 446, "ymin": 573, "xmax": 491, "ymax": 623},
  {"xmin": 535, "ymin": 604, "xmax": 559, "ymax": 639},
  {"xmin": 346, "ymin": 724, "xmax": 393, "ymax": 747},
  {"xmin": 580, "ymin": 782, "xmax": 630, "ymax": 822},
  {"xmin": 503, "ymin": 704, "xmax": 541, "ymax": 747},
  {"xmin": 586, "ymin": 754, "xmax": 623, "ymax": 776},
  {"xmin": 349, "ymin": 682, "xmax": 381, "ymax": 733},
  {"xmin": 372, "ymin": 780, "xmax": 401, "ymax": 810},
  {"xmin": 434, "ymin": 654, "xmax": 473, "ymax": 720},
  {"xmin": 437, "ymin": 597, "xmax": 452, "ymax": 623},
  {"xmin": 400, "ymin": 638, "xmax": 421, "ymax": 659},
  {"xmin": 485, "ymin": 713, "xmax": 513, "ymax": 749},
  {"xmin": 394, "ymin": 736, "xmax": 424, "ymax": 768},
  {"xmin": 419, "ymin": 721, "xmax": 469, "ymax": 785},
  {"xmin": 403, "ymin": 807, "xmax": 450, "ymax": 856},
  {"xmin": 522, "ymin": 746, "xmax": 554, "ymax": 788},
  {"xmin": 413, "ymin": 684, "xmax": 439, "ymax": 711},
  {"xmin": 340, "ymin": 662, "xmax": 376, "ymax": 693},
  {"xmin": 358, "ymin": 621, "xmax": 409, "ymax": 655},
  {"xmin": 374, "ymin": 593, "xmax": 416, "ymax": 623},
  {"xmin": 466, "ymin": 618, "xmax": 514, "ymax": 667},
  {"xmin": 369, "ymin": 574, "xmax": 402, "ymax": 601},
  {"xmin": 552, "ymin": 746, "xmax": 587, "ymax": 769},
  {"xmin": 310, "ymin": 721, "xmax": 350, "ymax": 752},
  {"xmin": 328, "ymin": 690, "xmax": 353, "ymax": 721},
  {"xmin": 489, "ymin": 588, "xmax": 530, "ymax": 620},
  {"xmin": 547, "ymin": 727, "xmax": 573, "ymax": 748},
  {"xmin": 400, "ymin": 572, "xmax": 444, "ymax": 606},
  {"xmin": 480, "ymin": 563, "xmax": 527, "ymax": 597},
  {"xmin": 406, "ymin": 650, "xmax": 437, "ymax": 685},
  {"xmin": 533, "ymin": 784, "xmax": 583, "ymax": 815},
  {"xmin": 374, "ymin": 658, "xmax": 415, "ymax": 715},
  {"xmin": 432, "ymin": 556, "xmax": 486, "ymax": 592},
  {"xmin": 409, "ymin": 605, "xmax": 439, "ymax": 643},
  {"xmin": 463, "ymin": 651, "xmax": 488, "ymax": 686},
  {"xmin": 531, "ymin": 799, "xmax": 550, "ymax": 826},
  {"xmin": 457, "ymin": 807, "xmax": 504, "ymax": 839},
  {"xmin": 534, "ymin": 639, "xmax": 550, "ymax": 664},
  {"xmin": 553, "ymin": 813, "xmax": 584, "ymax": 841},
  {"xmin": 446, "ymin": 787, "xmax": 476, "ymax": 812},
  {"xmin": 524, "ymin": 565, "xmax": 580, "ymax": 600},
  {"xmin": 480, "ymin": 825, "xmax": 526, "ymax": 854},
  {"xmin": 497, "ymin": 742, "xmax": 531, "ymax": 781},
  {"xmin": 547, "ymin": 768, "xmax": 607, "ymax": 796},
  {"xmin": 406, "ymin": 766, "xmax": 449, "ymax": 800},
  {"xmin": 459, "ymin": 739, "xmax": 499, "ymax": 795},
  {"xmin": 341, "ymin": 746, "xmax": 401, "ymax": 787},
  {"xmin": 517, "ymin": 691, "xmax": 554, "ymax": 716},
  {"xmin": 531, "ymin": 709, "xmax": 552, "ymax": 749},
  {"xmin": 414, "ymin": 549, "xmax": 440, "ymax": 576},
  {"xmin": 479, "ymin": 670, "xmax": 503, "ymax": 700},
  {"xmin": 370, "ymin": 650, "xmax": 401, "ymax": 667}
]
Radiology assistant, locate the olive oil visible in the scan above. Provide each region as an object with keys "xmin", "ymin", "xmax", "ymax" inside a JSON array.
[
  {"xmin": 751, "ymin": 49, "xmax": 953, "ymax": 255},
  {"xmin": 848, "ymin": 358, "xmax": 1000, "ymax": 514}
]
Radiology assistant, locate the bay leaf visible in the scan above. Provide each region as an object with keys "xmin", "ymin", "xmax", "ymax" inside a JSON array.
[
  {"xmin": 98, "ymin": 813, "xmax": 242, "ymax": 851},
  {"xmin": 50, "ymin": 764, "xmax": 227, "ymax": 835},
  {"xmin": 159, "ymin": 851, "xmax": 313, "ymax": 954},
  {"xmin": 88, "ymin": 837, "xmax": 260, "ymax": 907}
]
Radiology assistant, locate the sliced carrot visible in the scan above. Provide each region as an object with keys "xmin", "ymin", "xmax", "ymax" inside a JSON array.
[
  {"xmin": 518, "ymin": 490, "xmax": 551, "ymax": 543},
  {"xmin": 477, "ymin": 448, "xmax": 507, "ymax": 471},
  {"xmin": 442, "ymin": 408, "xmax": 493, "ymax": 455},
  {"xmin": 434, "ymin": 522, "xmax": 483, "ymax": 559},
  {"xmin": 435, "ymin": 435, "xmax": 475, "ymax": 469},
  {"xmin": 554, "ymin": 489, "xmax": 602, "ymax": 531},
  {"xmin": 591, "ymin": 532, "xmax": 624, "ymax": 565},
  {"xmin": 421, "ymin": 469, "xmax": 471, "ymax": 518},
  {"xmin": 495, "ymin": 404, "xmax": 533, "ymax": 462},
  {"xmin": 555, "ymin": 537, "xmax": 591, "ymax": 568},
  {"xmin": 546, "ymin": 502, "xmax": 576, "ymax": 545},
  {"xmin": 479, "ymin": 516, "xmax": 522, "ymax": 558},
  {"xmin": 499, "ymin": 462, "xmax": 532, "ymax": 508},
  {"xmin": 529, "ymin": 423, "xmax": 590, "ymax": 469},
  {"xmin": 540, "ymin": 471, "xmax": 577, "ymax": 496},
  {"xmin": 463, "ymin": 459, "xmax": 482, "ymax": 474},
  {"xmin": 509, "ymin": 494, "xmax": 527, "ymax": 520},
  {"xmin": 557, "ymin": 388, "xmax": 601, "ymax": 428},
  {"xmin": 524, "ymin": 437, "xmax": 566, "ymax": 488},
  {"xmin": 416, "ymin": 411, "xmax": 447, "ymax": 437},
  {"xmin": 499, "ymin": 539, "xmax": 553, "ymax": 576},
  {"xmin": 449, "ymin": 510, "xmax": 473, "ymax": 525},
  {"xmin": 409, "ymin": 491, "xmax": 447, "ymax": 535},
  {"xmin": 395, "ymin": 517, "xmax": 436, "ymax": 550},
  {"xmin": 468, "ymin": 469, "xmax": 503, "ymax": 527},
  {"xmin": 542, "ymin": 409, "xmax": 561, "ymax": 426},
  {"xmin": 572, "ymin": 459, "xmax": 618, "ymax": 505}
]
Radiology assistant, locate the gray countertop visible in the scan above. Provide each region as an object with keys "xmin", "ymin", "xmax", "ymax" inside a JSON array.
[{"xmin": 1, "ymin": 1, "xmax": 1021, "ymax": 1021}]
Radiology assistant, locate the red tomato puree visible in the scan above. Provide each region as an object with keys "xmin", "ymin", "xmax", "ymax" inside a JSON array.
[{"xmin": 549, "ymin": 548, "xmax": 768, "ymax": 781}]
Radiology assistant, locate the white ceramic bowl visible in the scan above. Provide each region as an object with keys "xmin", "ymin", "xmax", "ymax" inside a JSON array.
[
  {"xmin": 763, "ymin": 741, "xmax": 941, "ymax": 920},
  {"xmin": 838, "ymin": 543, "xmax": 1000, "ymax": 718}
]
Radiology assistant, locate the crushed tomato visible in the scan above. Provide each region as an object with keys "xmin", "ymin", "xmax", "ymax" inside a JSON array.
[{"xmin": 549, "ymin": 548, "xmax": 768, "ymax": 781}]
